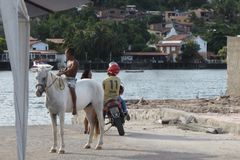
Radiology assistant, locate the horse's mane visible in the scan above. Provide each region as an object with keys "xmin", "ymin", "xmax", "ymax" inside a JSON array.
[{"xmin": 47, "ymin": 71, "xmax": 66, "ymax": 90}]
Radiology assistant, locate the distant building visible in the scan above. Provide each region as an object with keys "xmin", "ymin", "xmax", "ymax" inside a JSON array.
[
  {"xmin": 194, "ymin": 36, "xmax": 208, "ymax": 60},
  {"xmin": 164, "ymin": 11, "xmax": 179, "ymax": 22},
  {"xmin": 97, "ymin": 5, "xmax": 147, "ymax": 22},
  {"xmin": 173, "ymin": 21, "xmax": 192, "ymax": 34},
  {"xmin": 190, "ymin": 8, "xmax": 213, "ymax": 21},
  {"xmin": 126, "ymin": 5, "xmax": 137, "ymax": 14},
  {"xmin": 121, "ymin": 52, "xmax": 168, "ymax": 63},
  {"xmin": 148, "ymin": 23, "xmax": 171, "ymax": 38},
  {"xmin": 30, "ymin": 41, "xmax": 49, "ymax": 50},
  {"xmin": 146, "ymin": 11, "xmax": 161, "ymax": 16},
  {"xmin": 97, "ymin": 8, "xmax": 125, "ymax": 21},
  {"xmin": 157, "ymin": 34, "xmax": 191, "ymax": 62}
]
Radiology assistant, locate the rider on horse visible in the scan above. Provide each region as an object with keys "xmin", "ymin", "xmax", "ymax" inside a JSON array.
[{"xmin": 57, "ymin": 48, "xmax": 79, "ymax": 115}]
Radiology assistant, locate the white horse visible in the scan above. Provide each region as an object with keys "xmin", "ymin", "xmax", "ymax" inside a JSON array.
[{"xmin": 35, "ymin": 67, "xmax": 104, "ymax": 154}]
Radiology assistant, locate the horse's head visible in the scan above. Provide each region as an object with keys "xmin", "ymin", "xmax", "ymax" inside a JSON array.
[{"xmin": 35, "ymin": 67, "xmax": 49, "ymax": 97}]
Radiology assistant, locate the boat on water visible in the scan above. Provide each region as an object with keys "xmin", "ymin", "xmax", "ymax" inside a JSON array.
[
  {"xmin": 125, "ymin": 70, "xmax": 144, "ymax": 73},
  {"xmin": 30, "ymin": 60, "xmax": 53, "ymax": 72}
]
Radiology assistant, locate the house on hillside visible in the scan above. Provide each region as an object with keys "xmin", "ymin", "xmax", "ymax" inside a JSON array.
[
  {"xmin": 173, "ymin": 21, "xmax": 192, "ymax": 34},
  {"xmin": 97, "ymin": 8, "xmax": 125, "ymax": 22},
  {"xmin": 194, "ymin": 36, "xmax": 207, "ymax": 60},
  {"xmin": 164, "ymin": 11, "xmax": 179, "ymax": 22},
  {"xmin": 157, "ymin": 34, "xmax": 191, "ymax": 62},
  {"xmin": 190, "ymin": 8, "xmax": 213, "ymax": 21},
  {"xmin": 126, "ymin": 5, "xmax": 137, "ymax": 14},
  {"xmin": 148, "ymin": 23, "xmax": 171, "ymax": 38},
  {"xmin": 29, "ymin": 38, "xmax": 58, "ymax": 63},
  {"xmin": 163, "ymin": 10, "xmax": 193, "ymax": 34},
  {"xmin": 30, "ymin": 40, "xmax": 49, "ymax": 51}
]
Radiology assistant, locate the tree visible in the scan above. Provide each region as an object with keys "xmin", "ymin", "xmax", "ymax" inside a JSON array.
[
  {"xmin": 218, "ymin": 46, "xmax": 227, "ymax": 60},
  {"xmin": 148, "ymin": 15, "xmax": 163, "ymax": 25},
  {"xmin": 205, "ymin": 23, "xmax": 234, "ymax": 54},
  {"xmin": 148, "ymin": 33, "xmax": 160, "ymax": 45},
  {"xmin": 181, "ymin": 40, "xmax": 200, "ymax": 62},
  {"xmin": 0, "ymin": 37, "xmax": 6, "ymax": 53},
  {"xmin": 211, "ymin": 0, "xmax": 240, "ymax": 24}
]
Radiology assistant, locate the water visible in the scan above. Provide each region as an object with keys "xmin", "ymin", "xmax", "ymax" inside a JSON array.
[{"xmin": 0, "ymin": 70, "xmax": 227, "ymax": 126}]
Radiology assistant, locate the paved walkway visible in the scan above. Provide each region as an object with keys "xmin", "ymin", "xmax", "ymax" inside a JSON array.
[{"xmin": 1, "ymin": 121, "xmax": 240, "ymax": 160}]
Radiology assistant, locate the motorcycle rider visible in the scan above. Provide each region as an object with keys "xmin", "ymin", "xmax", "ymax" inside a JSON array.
[
  {"xmin": 103, "ymin": 62, "xmax": 130, "ymax": 120},
  {"xmin": 103, "ymin": 62, "xmax": 121, "ymax": 104}
]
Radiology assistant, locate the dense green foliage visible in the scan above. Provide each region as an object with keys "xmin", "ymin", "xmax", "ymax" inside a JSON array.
[
  {"xmin": 93, "ymin": 0, "xmax": 209, "ymax": 10},
  {"xmin": 0, "ymin": 37, "xmax": 6, "ymax": 53},
  {"xmin": 181, "ymin": 40, "xmax": 200, "ymax": 62},
  {"xmin": 31, "ymin": 6, "xmax": 151, "ymax": 61},
  {"xmin": 191, "ymin": 0, "xmax": 240, "ymax": 53},
  {"xmin": 25, "ymin": 0, "xmax": 240, "ymax": 61}
]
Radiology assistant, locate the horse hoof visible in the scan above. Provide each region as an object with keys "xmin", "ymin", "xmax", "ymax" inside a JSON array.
[
  {"xmin": 49, "ymin": 148, "xmax": 57, "ymax": 153},
  {"xmin": 95, "ymin": 145, "xmax": 102, "ymax": 150},
  {"xmin": 58, "ymin": 150, "xmax": 65, "ymax": 154},
  {"xmin": 84, "ymin": 144, "xmax": 91, "ymax": 149}
]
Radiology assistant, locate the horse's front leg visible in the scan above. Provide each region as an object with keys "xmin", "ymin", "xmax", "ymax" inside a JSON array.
[
  {"xmin": 49, "ymin": 113, "xmax": 57, "ymax": 153},
  {"xmin": 58, "ymin": 112, "xmax": 65, "ymax": 154}
]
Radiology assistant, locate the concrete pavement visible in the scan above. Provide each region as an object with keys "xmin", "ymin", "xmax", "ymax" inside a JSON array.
[
  {"xmin": 128, "ymin": 108, "xmax": 240, "ymax": 135},
  {"xmin": 1, "ymin": 122, "xmax": 240, "ymax": 160}
]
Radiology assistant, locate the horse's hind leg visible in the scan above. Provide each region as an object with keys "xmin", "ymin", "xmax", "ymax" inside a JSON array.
[
  {"xmin": 49, "ymin": 113, "xmax": 57, "ymax": 153},
  {"xmin": 84, "ymin": 106, "xmax": 95, "ymax": 149},
  {"xmin": 58, "ymin": 112, "xmax": 65, "ymax": 154},
  {"xmin": 95, "ymin": 106, "xmax": 104, "ymax": 150}
]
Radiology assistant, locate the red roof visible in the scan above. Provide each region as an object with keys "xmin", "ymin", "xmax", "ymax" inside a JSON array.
[
  {"xmin": 46, "ymin": 38, "xmax": 64, "ymax": 44},
  {"xmin": 30, "ymin": 40, "xmax": 41, "ymax": 46},
  {"xmin": 165, "ymin": 34, "xmax": 190, "ymax": 41}
]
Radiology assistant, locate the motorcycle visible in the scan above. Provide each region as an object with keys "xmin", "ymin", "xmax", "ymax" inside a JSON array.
[{"xmin": 104, "ymin": 99, "xmax": 125, "ymax": 136}]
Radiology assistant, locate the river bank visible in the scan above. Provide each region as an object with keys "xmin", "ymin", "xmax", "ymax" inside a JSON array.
[
  {"xmin": 123, "ymin": 96, "xmax": 240, "ymax": 135},
  {"xmin": 126, "ymin": 96, "xmax": 240, "ymax": 114}
]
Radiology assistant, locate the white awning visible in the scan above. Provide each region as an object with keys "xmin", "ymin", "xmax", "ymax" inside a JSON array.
[
  {"xmin": 0, "ymin": 1, "xmax": 89, "ymax": 160},
  {"xmin": 25, "ymin": 0, "xmax": 90, "ymax": 17}
]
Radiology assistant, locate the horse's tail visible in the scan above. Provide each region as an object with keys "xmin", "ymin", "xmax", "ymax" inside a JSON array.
[{"xmin": 94, "ymin": 113, "xmax": 100, "ymax": 138}]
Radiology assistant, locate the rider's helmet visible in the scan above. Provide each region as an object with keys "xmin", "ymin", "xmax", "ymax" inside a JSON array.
[{"xmin": 107, "ymin": 62, "xmax": 120, "ymax": 76}]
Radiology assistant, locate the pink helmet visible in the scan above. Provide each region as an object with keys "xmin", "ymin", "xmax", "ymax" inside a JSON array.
[{"xmin": 107, "ymin": 62, "xmax": 120, "ymax": 75}]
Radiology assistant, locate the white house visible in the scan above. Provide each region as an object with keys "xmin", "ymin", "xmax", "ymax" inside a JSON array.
[
  {"xmin": 30, "ymin": 41, "xmax": 49, "ymax": 50},
  {"xmin": 194, "ymin": 36, "xmax": 207, "ymax": 53},
  {"xmin": 194, "ymin": 36, "xmax": 208, "ymax": 59}
]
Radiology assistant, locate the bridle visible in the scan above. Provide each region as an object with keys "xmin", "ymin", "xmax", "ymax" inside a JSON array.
[{"xmin": 36, "ymin": 72, "xmax": 58, "ymax": 93}]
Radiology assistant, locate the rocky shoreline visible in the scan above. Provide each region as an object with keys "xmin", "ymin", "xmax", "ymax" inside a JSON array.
[{"xmin": 126, "ymin": 96, "xmax": 240, "ymax": 114}]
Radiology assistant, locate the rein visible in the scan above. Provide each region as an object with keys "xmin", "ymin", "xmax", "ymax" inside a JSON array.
[
  {"xmin": 45, "ymin": 73, "xmax": 58, "ymax": 91},
  {"xmin": 45, "ymin": 73, "xmax": 65, "ymax": 91}
]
